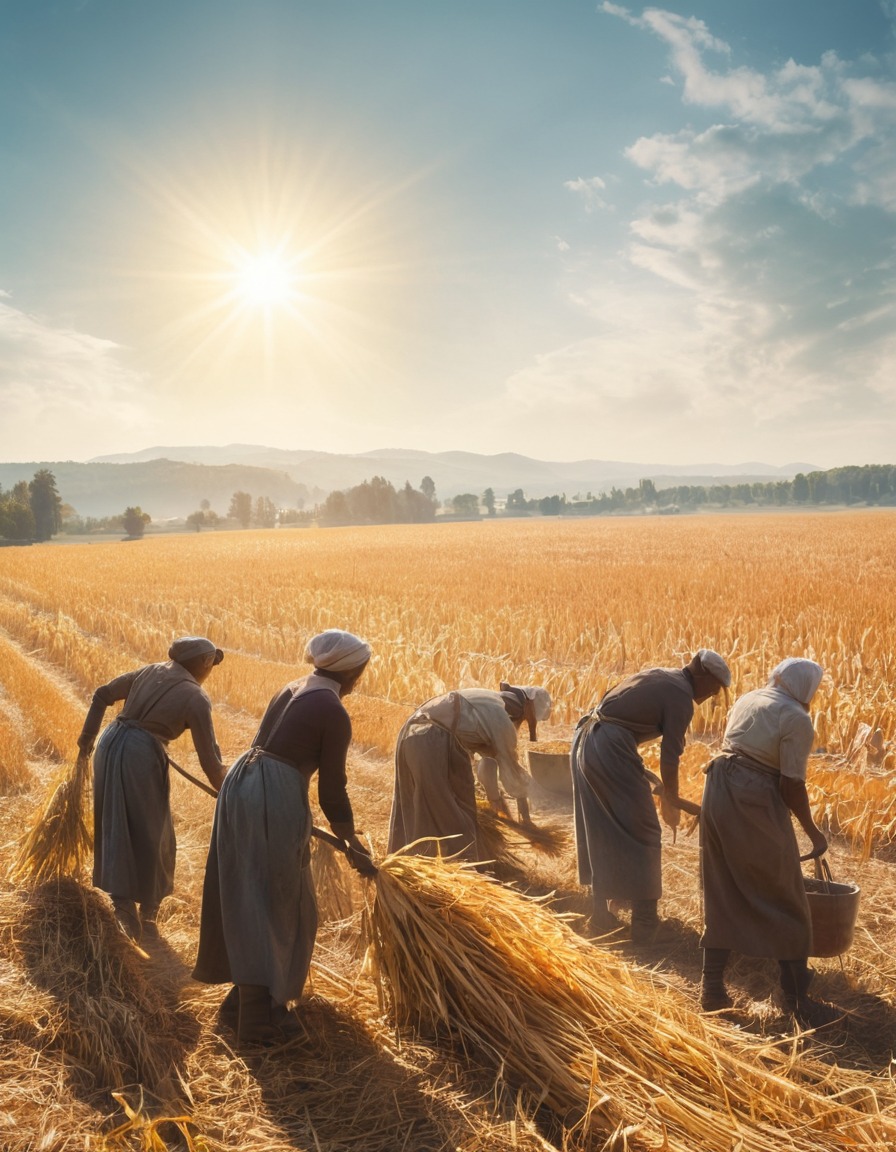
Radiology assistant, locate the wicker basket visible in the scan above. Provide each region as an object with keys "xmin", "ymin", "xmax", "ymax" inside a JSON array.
[
  {"xmin": 804, "ymin": 858, "xmax": 860, "ymax": 958},
  {"xmin": 527, "ymin": 749, "xmax": 573, "ymax": 796}
]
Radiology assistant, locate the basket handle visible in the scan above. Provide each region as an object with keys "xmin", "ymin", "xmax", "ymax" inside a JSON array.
[{"xmin": 813, "ymin": 854, "xmax": 834, "ymax": 890}]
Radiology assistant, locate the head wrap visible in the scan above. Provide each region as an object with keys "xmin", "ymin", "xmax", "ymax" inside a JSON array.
[
  {"xmin": 499, "ymin": 682, "xmax": 552, "ymax": 741},
  {"xmin": 769, "ymin": 657, "xmax": 824, "ymax": 705},
  {"xmin": 304, "ymin": 629, "xmax": 371, "ymax": 672},
  {"xmin": 695, "ymin": 649, "xmax": 731, "ymax": 687},
  {"xmin": 168, "ymin": 636, "xmax": 224, "ymax": 665}
]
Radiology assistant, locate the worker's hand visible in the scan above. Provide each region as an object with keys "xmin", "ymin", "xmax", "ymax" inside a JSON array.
[
  {"xmin": 77, "ymin": 735, "xmax": 94, "ymax": 756},
  {"xmin": 345, "ymin": 834, "xmax": 377, "ymax": 876},
  {"xmin": 660, "ymin": 793, "xmax": 682, "ymax": 832},
  {"xmin": 801, "ymin": 827, "xmax": 828, "ymax": 861}
]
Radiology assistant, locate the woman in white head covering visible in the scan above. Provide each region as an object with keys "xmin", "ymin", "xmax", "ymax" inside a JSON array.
[
  {"xmin": 699, "ymin": 657, "xmax": 835, "ymax": 1026},
  {"xmin": 193, "ymin": 629, "xmax": 374, "ymax": 1044},
  {"xmin": 388, "ymin": 683, "xmax": 552, "ymax": 862},
  {"xmin": 76, "ymin": 636, "xmax": 226, "ymax": 942}
]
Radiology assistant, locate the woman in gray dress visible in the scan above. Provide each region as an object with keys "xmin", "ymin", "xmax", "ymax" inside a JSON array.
[
  {"xmin": 77, "ymin": 635, "xmax": 226, "ymax": 942},
  {"xmin": 699, "ymin": 657, "xmax": 832, "ymax": 1024}
]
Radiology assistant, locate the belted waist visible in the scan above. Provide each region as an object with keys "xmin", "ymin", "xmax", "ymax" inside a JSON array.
[
  {"xmin": 710, "ymin": 750, "xmax": 780, "ymax": 779},
  {"xmin": 244, "ymin": 746, "xmax": 309, "ymax": 776},
  {"xmin": 114, "ymin": 716, "xmax": 168, "ymax": 745}
]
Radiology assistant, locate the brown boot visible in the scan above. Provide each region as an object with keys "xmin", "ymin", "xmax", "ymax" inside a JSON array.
[
  {"xmin": 237, "ymin": 984, "xmax": 278, "ymax": 1045},
  {"xmin": 139, "ymin": 902, "xmax": 160, "ymax": 940},
  {"xmin": 111, "ymin": 897, "xmax": 141, "ymax": 942},
  {"xmin": 700, "ymin": 948, "xmax": 733, "ymax": 1011},
  {"xmin": 630, "ymin": 900, "xmax": 675, "ymax": 946},
  {"xmin": 588, "ymin": 896, "xmax": 622, "ymax": 937}
]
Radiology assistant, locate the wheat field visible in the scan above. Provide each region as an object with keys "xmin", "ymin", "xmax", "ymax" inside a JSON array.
[{"xmin": 2, "ymin": 510, "xmax": 896, "ymax": 1150}]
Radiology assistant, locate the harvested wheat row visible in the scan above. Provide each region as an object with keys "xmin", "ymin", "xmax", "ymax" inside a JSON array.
[{"xmin": 367, "ymin": 852, "xmax": 896, "ymax": 1152}]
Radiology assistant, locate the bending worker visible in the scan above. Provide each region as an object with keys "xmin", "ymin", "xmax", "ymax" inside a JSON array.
[
  {"xmin": 700, "ymin": 658, "xmax": 834, "ymax": 1025},
  {"xmin": 388, "ymin": 683, "xmax": 551, "ymax": 862},
  {"xmin": 192, "ymin": 629, "xmax": 375, "ymax": 1046},
  {"xmin": 573, "ymin": 649, "xmax": 730, "ymax": 944},
  {"xmin": 77, "ymin": 636, "xmax": 226, "ymax": 942}
]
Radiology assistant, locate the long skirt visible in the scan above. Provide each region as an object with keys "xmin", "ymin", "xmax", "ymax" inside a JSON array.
[
  {"xmin": 192, "ymin": 751, "xmax": 318, "ymax": 1006},
  {"xmin": 572, "ymin": 721, "xmax": 662, "ymax": 902},
  {"xmin": 93, "ymin": 719, "xmax": 174, "ymax": 906},
  {"xmin": 387, "ymin": 721, "xmax": 482, "ymax": 861},
  {"xmin": 700, "ymin": 753, "xmax": 811, "ymax": 958}
]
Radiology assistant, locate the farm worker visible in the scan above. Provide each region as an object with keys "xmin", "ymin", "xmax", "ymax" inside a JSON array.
[
  {"xmin": 192, "ymin": 629, "xmax": 376, "ymax": 1045},
  {"xmin": 699, "ymin": 658, "xmax": 835, "ymax": 1025},
  {"xmin": 387, "ymin": 683, "xmax": 552, "ymax": 862},
  {"xmin": 573, "ymin": 650, "xmax": 730, "ymax": 945},
  {"xmin": 77, "ymin": 636, "xmax": 226, "ymax": 942}
]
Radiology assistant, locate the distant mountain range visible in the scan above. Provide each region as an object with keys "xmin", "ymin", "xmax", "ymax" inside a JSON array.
[{"xmin": 0, "ymin": 445, "xmax": 820, "ymax": 519}]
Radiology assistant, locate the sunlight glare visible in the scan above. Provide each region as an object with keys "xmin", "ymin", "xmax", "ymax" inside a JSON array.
[{"xmin": 234, "ymin": 250, "xmax": 297, "ymax": 308}]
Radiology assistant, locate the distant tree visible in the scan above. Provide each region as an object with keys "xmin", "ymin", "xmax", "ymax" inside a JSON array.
[
  {"xmin": 0, "ymin": 482, "xmax": 36, "ymax": 539},
  {"xmin": 505, "ymin": 488, "xmax": 526, "ymax": 511},
  {"xmin": 792, "ymin": 473, "xmax": 810, "ymax": 503},
  {"xmin": 451, "ymin": 493, "xmax": 480, "ymax": 518},
  {"xmin": 29, "ymin": 469, "xmax": 63, "ymax": 541},
  {"xmin": 482, "ymin": 487, "xmax": 496, "ymax": 517},
  {"xmin": 200, "ymin": 498, "xmax": 211, "ymax": 512},
  {"xmin": 228, "ymin": 490, "xmax": 253, "ymax": 528},
  {"xmin": 254, "ymin": 496, "xmax": 277, "ymax": 528},
  {"xmin": 186, "ymin": 511, "xmax": 205, "ymax": 532},
  {"xmin": 122, "ymin": 506, "xmax": 151, "ymax": 539},
  {"xmin": 420, "ymin": 476, "xmax": 436, "ymax": 502}
]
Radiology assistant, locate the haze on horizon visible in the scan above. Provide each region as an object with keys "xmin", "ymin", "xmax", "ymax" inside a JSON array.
[{"xmin": 1, "ymin": 1, "xmax": 895, "ymax": 470}]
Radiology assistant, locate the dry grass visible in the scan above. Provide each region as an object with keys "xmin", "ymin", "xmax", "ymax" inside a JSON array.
[{"xmin": 0, "ymin": 514, "xmax": 896, "ymax": 1149}]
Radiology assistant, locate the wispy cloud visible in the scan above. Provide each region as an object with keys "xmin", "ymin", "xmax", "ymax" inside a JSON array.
[
  {"xmin": 564, "ymin": 175, "xmax": 611, "ymax": 212},
  {"xmin": 503, "ymin": 5, "xmax": 896, "ymax": 465},
  {"xmin": 0, "ymin": 295, "xmax": 149, "ymax": 460}
]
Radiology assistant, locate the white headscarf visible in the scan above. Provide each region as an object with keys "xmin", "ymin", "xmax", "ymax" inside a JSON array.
[
  {"xmin": 304, "ymin": 629, "xmax": 371, "ymax": 672},
  {"xmin": 695, "ymin": 648, "xmax": 731, "ymax": 687},
  {"xmin": 769, "ymin": 657, "xmax": 824, "ymax": 705}
]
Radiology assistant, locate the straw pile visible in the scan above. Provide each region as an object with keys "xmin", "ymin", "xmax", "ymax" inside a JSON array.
[
  {"xmin": 0, "ymin": 878, "xmax": 188, "ymax": 1100},
  {"xmin": 476, "ymin": 799, "xmax": 570, "ymax": 864},
  {"xmin": 367, "ymin": 852, "xmax": 896, "ymax": 1152},
  {"xmin": 10, "ymin": 751, "xmax": 92, "ymax": 884}
]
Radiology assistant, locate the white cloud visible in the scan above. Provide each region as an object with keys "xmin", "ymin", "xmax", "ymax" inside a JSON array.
[
  {"xmin": 564, "ymin": 175, "xmax": 610, "ymax": 211},
  {"xmin": 497, "ymin": 8, "xmax": 896, "ymax": 464},
  {"xmin": 0, "ymin": 296, "xmax": 150, "ymax": 459}
]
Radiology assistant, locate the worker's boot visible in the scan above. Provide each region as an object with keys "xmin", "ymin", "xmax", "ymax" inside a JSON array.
[
  {"xmin": 217, "ymin": 985, "xmax": 240, "ymax": 1030},
  {"xmin": 237, "ymin": 984, "xmax": 278, "ymax": 1045},
  {"xmin": 139, "ymin": 902, "xmax": 160, "ymax": 940},
  {"xmin": 779, "ymin": 960, "xmax": 840, "ymax": 1028},
  {"xmin": 111, "ymin": 897, "xmax": 141, "ymax": 942},
  {"xmin": 700, "ymin": 948, "xmax": 733, "ymax": 1011},
  {"xmin": 588, "ymin": 895, "xmax": 621, "ymax": 937},
  {"xmin": 630, "ymin": 900, "xmax": 675, "ymax": 946},
  {"xmin": 270, "ymin": 1000, "xmax": 303, "ymax": 1038}
]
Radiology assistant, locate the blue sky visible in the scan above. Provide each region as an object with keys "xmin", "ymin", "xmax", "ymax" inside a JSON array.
[{"xmin": 1, "ymin": 0, "xmax": 895, "ymax": 467}]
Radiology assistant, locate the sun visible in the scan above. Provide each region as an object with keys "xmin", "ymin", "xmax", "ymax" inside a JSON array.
[{"xmin": 232, "ymin": 250, "xmax": 298, "ymax": 309}]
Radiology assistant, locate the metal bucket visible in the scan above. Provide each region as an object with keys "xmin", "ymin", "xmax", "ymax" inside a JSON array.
[
  {"xmin": 804, "ymin": 860, "xmax": 860, "ymax": 957},
  {"xmin": 527, "ymin": 748, "xmax": 572, "ymax": 796}
]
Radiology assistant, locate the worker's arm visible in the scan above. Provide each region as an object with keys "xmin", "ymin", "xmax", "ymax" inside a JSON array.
[
  {"xmin": 780, "ymin": 777, "xmax": 827, "ymax": 858},
  {"xmin": 185, "ymin": 694, "xmax": 227, "ymax": 791},
  {"xmin": 77, "ymin": 671, "xmax": 136, "ymax": 754}
]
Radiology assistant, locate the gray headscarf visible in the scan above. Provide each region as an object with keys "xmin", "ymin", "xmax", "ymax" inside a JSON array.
[
  {"xmin": 168, "ymin": 636, "xmax": 224, "ymax": 665},
  {"xmin": 769, "ymin": 657, "xmax": 824, "ymax": 705}
]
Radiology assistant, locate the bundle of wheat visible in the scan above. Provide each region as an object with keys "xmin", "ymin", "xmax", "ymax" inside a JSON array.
[
  {"xmin": 310, "ymin": 834, "xmax": 358, "ymax": 922},
  {"xmin": 475, "ymin": 800, "xmax": 569, "ymax": 864},
  {"xmin": 10, "ymin": 752, "xmax": 92, "ymax": 884},
  {"xmin": 1, "ymin": 879, "xmax": 186, "ymax": 1099},
  {"xmin": 367, "ymin": 852, "xmax": 896, "ymax": 1152}
]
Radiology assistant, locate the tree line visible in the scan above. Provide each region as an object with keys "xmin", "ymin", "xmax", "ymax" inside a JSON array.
[{"xmin": 4, "ymin": 463, "xmax": 895, "ymax": 544}]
